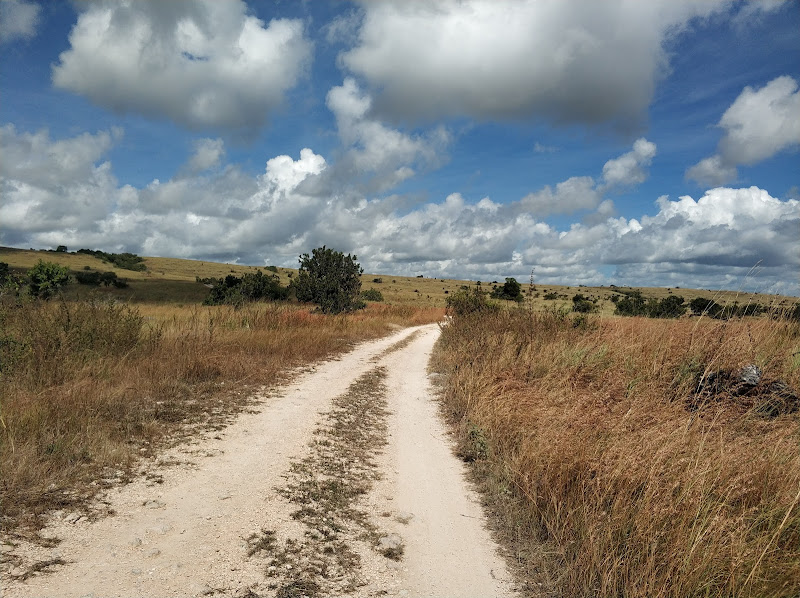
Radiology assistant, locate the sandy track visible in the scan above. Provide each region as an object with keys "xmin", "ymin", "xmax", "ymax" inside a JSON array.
[{"xmin": 5, "ymin": 323, "xmax": 514, "ymax": 598}]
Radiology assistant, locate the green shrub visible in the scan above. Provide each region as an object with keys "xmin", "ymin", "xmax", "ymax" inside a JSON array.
[
  {"xmin": 76, "ymin": 249, "xmax": 146, "ymax": 272},
  {"xmin": 291, "ymin": 246, "xmax": 364, "ymax": 314},
  {"xmin": 361, "ymin": 288, "xmax": 384, "ymax": 302},
  {"xmin": 75, "ymin": 271, "xmax": 102, "ymax": 285},
  {"xmin": 27, "ymin": 260, "xmax": 71, "ymax": 299},
  {"xmin": 490, "ymin": 277, "xmax": 523, "ymax": 302},
  {"xmin": 202, "ymin": 271, "xmax": 288, "ymax": 306},
  {"xmin": 572, "ymin": 294, "xmax": 597, "ymax": 314}
]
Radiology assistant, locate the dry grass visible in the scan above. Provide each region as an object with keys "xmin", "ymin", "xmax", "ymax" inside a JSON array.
[
  {"xmin": 433, "ymin": 308, "xmax": 800, "ymax": 597},
  {"xmin": 0, "ymin": 298, "xmax": 442, "ymax": 541}
]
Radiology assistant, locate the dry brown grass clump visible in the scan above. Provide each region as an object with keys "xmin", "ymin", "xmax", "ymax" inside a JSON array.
[
  {"xmin": 0, "ymin": 298, "xmax": 443, "ymax": 539},
  {"xmin": 433, "ymin": 308, "xmax": 800, "ymax": 597}
]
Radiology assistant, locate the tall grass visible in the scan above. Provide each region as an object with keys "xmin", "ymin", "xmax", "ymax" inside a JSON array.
[
  {"xmin": 0, "ymin": 298, "xmax": 442, "ymax": 538},
  {"xmin": 433, "ymin": 309, "xmax": 800, "ymax": 597}
]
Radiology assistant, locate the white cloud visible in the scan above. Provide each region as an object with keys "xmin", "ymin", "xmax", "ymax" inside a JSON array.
[
  {"xmin": 306, "ymin": 78, "xmax": 451, "ymax": 194},
  {"xmin": 340, "ymin": 0, "xmax": 735, "ymax": 130},
  {"xmin": 685, "ymin": 155, "xmax": 738, "ymax": 188},
  {"xmin": 601, "ymin": 137, "xmax": 657, "ymax": 188},
  {"xmin": 718, "ymin": 75, "xmax": 800, "ymax": 165},
  {"xmin": 687, "ymin": 76, "xmax": 800, "ymax": 186},
  {"xmin": 0, "ymin": 0, "xmax": 40, "ymax": 43},
  {"xmin": 1, "ymin": 126, "xmax": 797, "ymax": 295},
  {"xmin": 52, "ymin": 0, "xmax": 312, "ymax": 135},
  {"xmin": 519, "ymin": 176, "xmax": 601, "ymax": 217}
]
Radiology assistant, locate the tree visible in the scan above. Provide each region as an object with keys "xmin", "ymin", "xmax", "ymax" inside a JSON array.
[
  {"xmin": 292, "ymin": 246, "xmax": 364, "ymax": 314},
  {"xmin": 27, "ymin": 260, "xmax": 71, "ymax": 299},
  {"xmin": 490, "ymin": 277, "xmax": 523, "ymax": 302}
]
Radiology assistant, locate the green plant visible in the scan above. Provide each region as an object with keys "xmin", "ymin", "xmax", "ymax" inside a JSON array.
[
  {"xmin": 202, "ymin": 271, "xmax": 288, "ymax": 306},
  {"xmin": 361, "ymin": 288, "xmax": 384, "ymax": 302},
  {"xmin": 445, "ymin": 286, "xmax": 497, "ymax": 316},
  {"xmin": 292, "ymin": 246, "xmax": 364, "ymax": 314},
  {"xmin": 27, "ymin": 260, "xmax": 71, "ymax": 299},
  {"xmin": 490, "ymin": 277, "xmax": 523, "ymax": 302}
]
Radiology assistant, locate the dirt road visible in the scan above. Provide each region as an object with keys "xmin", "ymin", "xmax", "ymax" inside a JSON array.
[{"xmin": 5, "ymin": 324, "xmax": 515, "ymax": 597}]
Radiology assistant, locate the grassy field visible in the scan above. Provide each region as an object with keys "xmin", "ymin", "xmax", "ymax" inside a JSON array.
[
  {"xmin": 3, "ymin": 246, "xmax": 798, "ymax": 595},
  {"xmin": 433, "ymin": 308, "xmax": 800, "ymax": 597},
  {"xmin": 0, "ymin": 295, "xmax": 442, "ymax": 542},
  {"xmin": 1, "ymin": 246, "xmax": 794, "ymax": 311}
]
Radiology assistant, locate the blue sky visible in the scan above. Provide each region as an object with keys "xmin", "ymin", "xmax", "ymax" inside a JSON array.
[{"xmin": 1, "ymin": 0, "xmax": 798, "ymax": 294}]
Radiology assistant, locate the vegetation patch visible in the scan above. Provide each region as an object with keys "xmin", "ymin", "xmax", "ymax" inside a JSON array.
[
  {"xmin": 251, "ymin": 367, "xmax": 400, "ymax": 595},
  {"xmin": 432, "ymin": 307, "xmax": 800, "ymax": 597}
]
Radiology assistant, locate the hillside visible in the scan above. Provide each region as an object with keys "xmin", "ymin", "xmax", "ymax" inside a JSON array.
[{"xmin": 1, "ymin": 246, "xmax": 795, "ymax": 311}]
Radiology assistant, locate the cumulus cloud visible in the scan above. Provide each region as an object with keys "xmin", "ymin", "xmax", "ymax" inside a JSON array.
[
  {"xmin": 601, "ymin": 138, "xmax": 657, "ymax": 188},
  {"xmin": 687, "ymin": 76, "xmax": 800, "ymax": 186},
  {"xmin": 302, "ymin": 78, "xmax": 450, "ymax": 194},
  {"xmin": 52, "ymin": 0, "xmax": 312, "ymax": 135},
  {"xmin": 339, "ymin": 0, "xmax": 738, "ymax": 131},
  {"xmin": 2, "ymin": 125, "xmax": 797, "ymax": 295},
  {"xmin": 0, "ymin": 125, "xmax": 122, "ymax": 240},
  {"xmin": 0, "ymin": 0, "xmax": 39, "ymax": 43}
]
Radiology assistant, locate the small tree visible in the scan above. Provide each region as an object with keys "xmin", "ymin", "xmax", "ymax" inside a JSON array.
[
  {"xmin": 292, "ymin": 246, "xmax": 364, "ymax": 314},
  {"xmin": 491, "ymin": 277, "xmax": 523, "ymax": 302},
  {"xmin": 27, "ymin": 260, "xmax": 71, "ymax": 299}
]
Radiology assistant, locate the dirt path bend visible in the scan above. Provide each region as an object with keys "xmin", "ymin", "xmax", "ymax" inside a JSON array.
[{"xmin": 5, "ymin": 323, "xmax": 515, "ymax": 598}]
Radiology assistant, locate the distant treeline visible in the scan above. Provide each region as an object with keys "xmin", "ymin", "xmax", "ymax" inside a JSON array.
[
  {"xmin": 76, "ymin": 249, "xmax": 147, "ymax": 272},
  {"xmin": 611, "ymin": 289, "xmax": 783, "ymax": 319}
]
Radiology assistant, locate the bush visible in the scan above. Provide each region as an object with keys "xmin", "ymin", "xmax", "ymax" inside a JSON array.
[
  {"xmin": 76, "ymin": 249, "xmax": 147, "ymax": 272},
  {"xmin": 75, "ymin": 271, "xmax": 102, "ymax": 285},
  {"xmin": 292, "ymin": 246, "xmax": 364, "ymax": 314},
  {"xmin": 689, "ymin": 297, "xmax": 720, "ymax": 316},
  {"xmin": 27, "ymin": 260, "xmax": 71, "ymax": 299},
  {"xmin": 361, "ymin": 288, "xmax": 384, "ymax": 302},
  {"xmin": 572, "ymin": 294, "xmax": 597, "ymax": 314},
  {"xmin": 647, "ymin": 295, "xmax": 686, "ymax": 318},
  {"xmin": 490, "ymin": 277, "xmax": 523, "ymax": 302},
  {"xmin": 265, "ymin": 265, "xmax": 279, "ymax": 273},
  {"xmin": 202, "ymin": 271, "xmax": 288, "ymax": 306},
  {"xmin": 445, "ymin": 286, "xmax": 497, "ymax": 317}
]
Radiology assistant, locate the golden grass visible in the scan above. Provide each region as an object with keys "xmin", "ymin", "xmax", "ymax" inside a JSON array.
[
  {"xmin": 433, "ymin": 308, "xmax": 800, "ymax": 597},
  {"xmin": 0, "ymin": 299, "xmax": 443, "ymax": 539}
]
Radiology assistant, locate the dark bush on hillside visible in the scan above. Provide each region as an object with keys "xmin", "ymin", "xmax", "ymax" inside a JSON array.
[
  {"xmin": 77, "ymin": 249, "xmax": 147, "ymax": 272},
  {"xmin": 490, "ymin": 278, "xmax": 523, "ymax": 302},
  {"xmin": 689, "ymin": 297, "xmax": 766, "ymax": 319},
  {"xmin": 292, "ymin": 246, "xmax": 364, "ymax": 314},
  {"xmin": 361, "ymin": 288, "xmax": 384, "ymax": 302},
  {"xmin": 614, "ymin": 291, "xmax": 647, "ymax": 316},
  {"xmin": 265, "ymin": 265, "xmax": 279, "ymax": 273},
  {"xmin": 544, "ymin": 292, "xmax": 560, "ymax": 300},
  {"xmin": 690, "ymin": 297, "xmax": 720, "ymax": 316},
  {"xmin": 75, "ymin": 270, "xmax": 128, "ymax": 288},
  {"xmin": 202, "ymin": 271, "xmax": 288, "ymax": 306},
  {"xmin": 647, "ymin": 295, "xmax": 686, "ymax": 318},
  {"xmin": 572, "ymin": 293, "xmax": 597, "ymax": 314}
]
